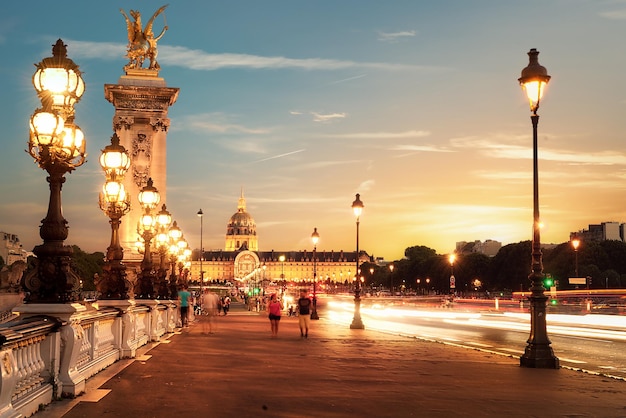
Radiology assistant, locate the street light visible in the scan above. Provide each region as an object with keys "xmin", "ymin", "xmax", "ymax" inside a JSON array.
[
  {"xmin": 197, "ymin": 209, "xmax": 204, "ymax": 290},
  {"xmin": 168, "ymin": 221, "xmax": 183, "ymax": 297},
  {"xmin": 311, "ymin": 227, "xmax": 320, "ymax": 320},
  {"xmin": 389, "ymin": 264, "xmax": 394, "ymax": 295},
  {"xmin": 350, "ymin": 193, "xmax": 365, "ymax": 329},
  {"xmin": 571, "ymin": 239, "xmax": 580, "ymax": 278},
  {"xmin": 21, "ymin": 40, "xmax": 86, "ymax": 303},
  {"xmin": 135, "ymin": 178, "xmax": 161, "ymax": 299},
  {"xmin": 98, "ymin": 133, "xmax": 132, "ymax": 299},
  {"xmin": 155, "ymin": 204, "xmax": 172, "ymax": 298},
  {"xmin": 448, "ymin": 254, "xmax": 456, "ymax": 295},
  {"xmin": 279, "ymin": 255, "xmax": 286, "ymax": 297},
  {"xmin": 518, "ymin": 48, "xmax": 559, "ymax": 369}
]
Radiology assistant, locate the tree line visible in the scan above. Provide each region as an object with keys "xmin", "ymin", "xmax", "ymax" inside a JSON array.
[{"xmin": 360, "ymin": 240, "xmax": 626, "ymax": 294}]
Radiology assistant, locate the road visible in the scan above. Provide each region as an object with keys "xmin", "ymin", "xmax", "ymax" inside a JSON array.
[{"xmin": 321, "ymin": 295, "xmax": 626, "ymax": 380}]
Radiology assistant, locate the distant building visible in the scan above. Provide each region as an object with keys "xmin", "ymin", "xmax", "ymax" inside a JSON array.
[
  {"xmin": 570, "ymin": 222, "xmax": 624, "ymax": 243},
  {"xmin": 190, "ymin": 192, "xmax": 373, "ymax": 288},
  {"xmin": 0, "ymin": 232, "xmax": 28, "ymax": 265},
  {"xmin": 455, "ymin": 239, "xmax": 502, "ymax": 257}
]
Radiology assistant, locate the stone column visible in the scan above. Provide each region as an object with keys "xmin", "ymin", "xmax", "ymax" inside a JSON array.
[{"xmin": 104, "ymin": 69, "xmax": 179, "ymax": 268}]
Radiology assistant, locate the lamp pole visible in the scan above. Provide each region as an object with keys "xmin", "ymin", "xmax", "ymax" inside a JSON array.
[
  {"xmin": 311, "ymin": 227, "xmax": 320, "ymax": 320},
  {"xmin": 518, "ymin": 48, "xmax": 559, "ymax": 369},
  {"xmin": 279, "ymin": 255, "xmax": 286, "ymax": 298},
  {"xmin": 448, "ymin": 254, "xmax": 456, "ymax": 295},
  {"xmin": 350, "ymin": 194, "xmax": 365, "ymax": 329},
  {"xmin": 98, "ymin": 133, "xmax": 131, "ymax": 299},
  {"xmin": 571, "ymin": 239, "xmax": 580, "ymax": 278},
  {"xmin": 388, "ymin": 264, "xmax": 394, "ymax": 296},
  {"xmin": 22, "ymin": 40, "xmax": 86, "ymax": 303},
  {"xmin": 135, "ymin": 178, "xmax": 161, "ymax": 299},
  {"xmin": 197, "ymin": 209, "xmax": 203, "ymax": 291}
]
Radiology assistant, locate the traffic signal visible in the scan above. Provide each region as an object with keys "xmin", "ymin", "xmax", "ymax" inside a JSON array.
[{"xmin": 543, "ymin": 277, "xmax": 554, "ymax": 289}]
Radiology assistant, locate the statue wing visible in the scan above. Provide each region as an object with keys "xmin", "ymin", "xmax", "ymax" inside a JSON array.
[
  {"xmin": 120, "ymin": 9, "xmax": 134, "ymax": 42},
  {"xmin": 145, "ymin": 4, "xmax": 169, "ymax": 35}
]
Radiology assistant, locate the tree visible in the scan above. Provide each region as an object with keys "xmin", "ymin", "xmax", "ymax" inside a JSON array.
[
  {"xmin": 488, "ymin": 241, "xmax": 531, "ymax": 291},
  {"xmin": 70, "ymin": 245, "xmax": 105, "ymax": 291}
]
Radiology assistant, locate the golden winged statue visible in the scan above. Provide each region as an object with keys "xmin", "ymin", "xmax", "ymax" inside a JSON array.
[{"xmin": 120, "ymin": 5, "xmax": 169, "ymax": 71}]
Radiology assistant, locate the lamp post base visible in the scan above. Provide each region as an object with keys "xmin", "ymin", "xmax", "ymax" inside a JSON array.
[
  {"xmin": 520, "ymin": 345, "xmax": 559, "ymax": 369},
  {"xmin": 350, "ymin": 298, "xmax": 365, "ymax": 329}
]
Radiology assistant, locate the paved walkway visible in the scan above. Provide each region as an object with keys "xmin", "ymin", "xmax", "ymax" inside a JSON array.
[{"xmin": 36, "ymin": 304, "xmax": 626, "ymax": 418}]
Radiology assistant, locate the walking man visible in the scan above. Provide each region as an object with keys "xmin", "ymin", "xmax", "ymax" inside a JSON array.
[
  {"xmin": 178, "ymin": 284, "xmax": 191, "ymax": 328},
  {"xmin": 297, "ymin": 290, "xmax": 312, "ymax": 338}
]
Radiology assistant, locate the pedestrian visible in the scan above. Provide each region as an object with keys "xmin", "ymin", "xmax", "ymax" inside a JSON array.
[
  {"xmin": 178, "ymin": 284, "xmax": 191, "ymax": 328},
  {"xmin": 222, "ymin": 295, "xmax": 231, "ymax": 315},
  {"xmin": 297, "ymin": 290, "xmax": 312, "ymax": 338},
  {"xmin": 201, "ymin": 289, "xmax": 220, "ymax": 334},
  {"xmin": 267, "ymin": 293, "xmax": 283, "ymax": 337}
]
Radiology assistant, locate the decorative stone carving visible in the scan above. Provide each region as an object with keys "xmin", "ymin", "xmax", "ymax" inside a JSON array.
[
  {"xmin": 150, "ymin": 117, "xmax": 169, "ymax": 131},
  {"xmin": 132, "ymin": 133, "xmax": 151, "ymax": 158},
  {"xmin": 113, "ymin": 115, "xmax": 134, "ymax": 131},
  {"xmin": 133, "ymin": 166, "xmax": 150, "ymax": 188}
]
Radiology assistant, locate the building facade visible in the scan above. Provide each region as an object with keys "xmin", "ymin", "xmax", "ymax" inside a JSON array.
[
  {"xmin": 190, "ymin": 193, "xmax": 370, "ymax": 290},
  {"xmin": 455, "ymin": 239, "xmax": 502, "ymax": 257},
  {"xmin": 570, "ymin": 221, "xmax": 625, "ymax": 243},
  {"xmin": 0, "ymin": 232, "xmax": 28, "ymax": 265}
]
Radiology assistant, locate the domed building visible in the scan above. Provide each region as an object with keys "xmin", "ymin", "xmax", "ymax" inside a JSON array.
[
  {"xmin": 225, "ymin": 190, "xmax": 258, "ymax": 251},
  {"xmin": 189, "ymin": 191, "xmax": 373, "ymax": 294}
]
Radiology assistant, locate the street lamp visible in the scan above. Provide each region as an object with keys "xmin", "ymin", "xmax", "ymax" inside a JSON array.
[
  {"xmin": 571, "ymin": 239, "xmax": 580, "ymax": 278},
  {"xmin": 350, "ymin": 193, "xmax": 365, "ymax": 329},
  {"xmin": 22, "ymin": 40, "xmax": 86, "ymax": 303},
  {"xmin": 155, "ymin": 204, "xmax": 172, "ymax": 298},
  {"xmin": 279, "ymin": 255, "xmax": 286, "ymax": 297},
  {"xmin": 135, "ymin": 178, "xmax": 161, "ymax": 299},
  {"xmin": 97, "ymin": 133, "xmax": 132, "ymax": 299},
  {"xmin": 311, "ymin": 227, "xmax": 320, "ymax": 320},
  {"xmin": 518, "ymin": 48, "xmax": 559, "ymax": 369},
  {"xmin": 168, "ymin": 221, "xmax": 183, "ymax": 297},
  {"xmin": 197, "ymin": 209, "xmax": 204, "ymax": 290},
  {"xmin": 389, "ymin": 264, "xmax": 394, "ymax": 295},
  {"xmin": 448, "ymin": 254, "xmax": 456, "ymax": 295}
]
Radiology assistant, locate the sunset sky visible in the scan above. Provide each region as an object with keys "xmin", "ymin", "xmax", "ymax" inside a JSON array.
[{"xmin": 1, "ymin": 1, "xmax": 626, "ymax": 262}]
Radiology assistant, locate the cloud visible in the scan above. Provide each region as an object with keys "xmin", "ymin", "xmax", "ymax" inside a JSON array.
[
  {"xmin": 377, "ymin": 30, "xmax": 417, "ymax": 43},
  {"xmin": 599, "ymin": 9, "xmax": 626, "ymax": 19},
  {"xmin": 66, "ymin": 40, "xmax": 441, "ymax": 72},
  {"xmin": 311, "ymin": 112, "xmax": 347, "ymax": 123},
  {"xmin": 331, "ymin": 130, "xmax": 431, "ymax": 140},
  {"xmin": 451, "ymin": 135, "xmax": 626, "ymax": 165},
  {"xmin": 357, "ymin": 180, "xmax": 375, "ymax": 192},
  {"xmin": 329, "ymin": 74, "xmax": 367, "ymax": 85},
  {"xmin": 180, "ymin": 113, "xmax": 270, "ymax": 135},
  {"xmin": 252, "ymin": 149, "xmax": 306, "ymax": 163},
  {"xmin": 391, "ymin": 144, "xmax": 452, "ymax": 153}
]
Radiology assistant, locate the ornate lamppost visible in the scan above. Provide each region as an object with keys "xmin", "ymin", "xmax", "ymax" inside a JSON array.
[
  {"xmin": 97, "ymin": 134, "xmax": 132, "ymax": 299},
  {"xmin": 197, "ymin": 209, "xmax": 204, "ymax": 289},
  {"xmin": 135, "ymin": 178, "xmax": 161, "ymax": 299},
  {"xmin": 22, "ymin": 39, "xmax": 86, "ymax": 303},
  {"xmin": 154, "ymin": 204, "xmax": 172, "ymax": 298},
  {"xmin": 167, "ymin": 221, "xmax": 183, "ymax": 297},
  {"xmin": 311, "ymin": 227, "xmax": 320, "ymax": 320},
  {"xmin": 350, "ymin": 194, "xmax": 365, "ymax": 329},
  {"xmin": 518, "ymin": 48, "xmax": 559, "ymax": 369}
]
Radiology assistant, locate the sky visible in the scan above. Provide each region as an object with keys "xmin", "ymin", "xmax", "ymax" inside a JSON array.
[{"xmin": 1, "ymin": 0, "xmax": 626, "ymax": 262}]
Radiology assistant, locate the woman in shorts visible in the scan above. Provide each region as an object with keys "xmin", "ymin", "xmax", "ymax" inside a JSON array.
[{"xmin": 267, "ymin": 294, "xmax": 283, "ymax": 337}]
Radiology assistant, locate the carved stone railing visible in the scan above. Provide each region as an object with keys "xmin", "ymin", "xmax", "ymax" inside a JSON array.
[{"xmin": 0, "ymin": 299, "xmax": 179, "ymax": 418}]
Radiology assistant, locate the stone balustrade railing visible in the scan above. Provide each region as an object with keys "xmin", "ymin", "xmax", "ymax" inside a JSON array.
[{"xmin": 0, "ymin": 299, "xmax": 180, "ymax": 418}]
